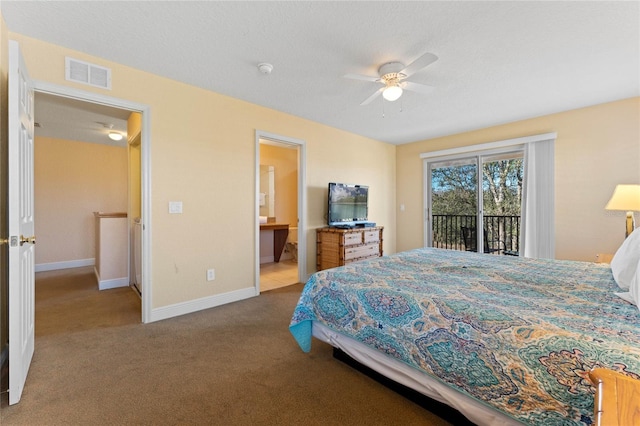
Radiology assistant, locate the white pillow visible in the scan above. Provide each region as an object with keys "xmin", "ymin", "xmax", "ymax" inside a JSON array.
[
  {"xmin": 615, "ymin": 261, "xmax": 640, "ymax": 311},
  {"xmin": 610, "ymin": 228, "xmax": 640, "ymax": 290},
  {"xmin": 629, "ymin": 261, "xmax": 640, "ymax": 312}
]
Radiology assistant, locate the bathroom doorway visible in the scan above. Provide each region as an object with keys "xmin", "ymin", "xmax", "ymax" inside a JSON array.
[{"xmin": 255, "ymin": 131, "xmax": 306, "ymax": 293}]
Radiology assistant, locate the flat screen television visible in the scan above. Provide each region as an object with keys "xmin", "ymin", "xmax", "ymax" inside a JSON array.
[{"xmin": 328, "ymin": 182, "xmax": 369, "ymax": 227}]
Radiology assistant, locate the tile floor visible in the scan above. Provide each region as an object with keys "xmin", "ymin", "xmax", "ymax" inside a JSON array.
[{"xmin": 260, "ymin": 259, "xmax": 299, "ymax": 292}]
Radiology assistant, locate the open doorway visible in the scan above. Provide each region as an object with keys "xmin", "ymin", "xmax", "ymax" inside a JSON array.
[
  {"xmin": 31, "ymin": 82, "xmax": 150, "ymax": 323},
  {"xmin": 34, "ymin": 92, "xmax": 133, "ymax": 277},
  {"xmin": 255, "ymin": 131, "xmax": 306, "ymax": 293}
]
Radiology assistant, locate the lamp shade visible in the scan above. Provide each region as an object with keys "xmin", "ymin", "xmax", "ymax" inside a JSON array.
[{"xmin": 605, "ymin": 184, "xmax": 640, "ymax": 211}]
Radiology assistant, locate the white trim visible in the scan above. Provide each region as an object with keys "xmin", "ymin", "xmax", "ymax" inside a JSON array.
[
  {"xmin": 97, "ymin": 277, "xmax": 129, "ymax": 291},
  {"xmin": 140, "ymin": 109, "xmax": 152, "ymax": 323},
  {"xmin": 419, "ymin": 132, "xmax": 557, "ymax": 160},
  {"xmin": 32, "ymin": 80, "xmax": 152, "ymax": 324},
  {"xmin": 255, "ymin": 130, "xmax": 308, "ymax": 292},
  {"xmin": 35, "ymin": 258, "xmax": 94, "ymax": 273},
  {"xmin": 423, "ymin": 158, "xmax": 431, "ymax": 248},
  {"xmin": 148, "ymin": 287, "xmax": 257, "ymax": 323}
]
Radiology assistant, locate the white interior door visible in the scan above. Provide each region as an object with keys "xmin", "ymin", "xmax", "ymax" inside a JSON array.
[{"xmin": 8, "ymin": 40, "xmax": 36, "ymax": 405}]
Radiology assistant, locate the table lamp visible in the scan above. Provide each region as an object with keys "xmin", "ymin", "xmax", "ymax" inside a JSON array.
[{"xmin": 605, "ymin": 184, "xmax": 640, "ymax": 238}]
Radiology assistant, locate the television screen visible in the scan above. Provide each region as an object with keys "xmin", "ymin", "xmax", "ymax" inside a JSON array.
[{"xmin": 328, "ymin": 183, "xmax": 368, "ymax": 226}]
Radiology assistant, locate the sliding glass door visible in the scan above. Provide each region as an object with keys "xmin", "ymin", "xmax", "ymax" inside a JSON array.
[
  {"xmin": 481, "ymin": 153, "xmax": 523, "ymax": 255},
  {"xmin": 429, "ymin": 157, "xmax": 478, "ymax": 251},
  {"xmin": 426, "ymin": 150, "xmax": 523, "ymax": 255}
]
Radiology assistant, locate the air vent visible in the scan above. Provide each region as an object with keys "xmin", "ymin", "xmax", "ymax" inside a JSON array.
[{"xmin": 65, "ymin": 57, "xmax": 111, "ymax": 90}]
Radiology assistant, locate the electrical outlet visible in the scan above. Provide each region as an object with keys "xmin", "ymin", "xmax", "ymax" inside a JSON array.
[{"xmin": 207, "ymin": 269, "xmax": 215, "ymax": 281}]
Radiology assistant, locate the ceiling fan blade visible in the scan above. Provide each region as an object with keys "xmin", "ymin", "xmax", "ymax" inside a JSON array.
[
  {"xmin": 360, "ymin": 87, "xmax": 384, "ymax": 106},
  {"xmin": 400, "ymin": 52, "xmax": 438, "ymax": 77},
  {"xmin": 402, "ymin": 81, "xmax": 435, "ymax": 96},
  {"xmin": 344, "ymin": 73, "xmax": 380, "ymax": 83}
]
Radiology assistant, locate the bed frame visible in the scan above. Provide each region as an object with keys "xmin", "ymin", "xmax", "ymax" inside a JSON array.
[
  {"xmin": 312, "ymin": 322, "xmax": 521, "ymax": 425},
  {"xmin": 332, "ymin": 347, "xmax": 475, "ymax": 425}
]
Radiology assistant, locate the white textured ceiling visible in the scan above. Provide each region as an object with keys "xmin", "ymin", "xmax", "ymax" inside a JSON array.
[
  {"xmin": 2, "ymin": 1, "xmax": 639, "ymax": 145},
  {"xmin": 35, "ymin": 93, "xmax": 130, "ymax": 147}
]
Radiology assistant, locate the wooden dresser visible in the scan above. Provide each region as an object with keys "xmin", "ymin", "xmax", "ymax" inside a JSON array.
[
  {"xmin": 316, "ymin": 226, "xmax": 383, "ymax": 271},
  {"xmin": 589, "ymin": 368, "xmax": 640, "ymax": 426}
]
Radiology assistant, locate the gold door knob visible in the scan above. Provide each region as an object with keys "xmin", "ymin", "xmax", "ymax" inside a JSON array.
[{"xmin": 20, "ymin": 235, "xmax": 36, "ymax": 246}]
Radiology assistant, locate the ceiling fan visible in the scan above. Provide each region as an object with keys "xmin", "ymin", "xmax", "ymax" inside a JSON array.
[{"xmin": 344, "ymin": 52, "xmax": 438, "ymax": 106}]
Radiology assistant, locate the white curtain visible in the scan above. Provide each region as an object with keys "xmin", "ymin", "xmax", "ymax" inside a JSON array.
[{"xmin": 521, "ymin": 138, "xmax": 555, "ymax": 258}]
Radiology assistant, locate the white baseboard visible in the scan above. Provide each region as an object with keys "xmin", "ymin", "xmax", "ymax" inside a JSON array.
[
  {"xmin": 260, "ymin": 256, "xmax": 274, "ymax": 264},
  {"xmin": 35, "ymin": 258, "xmax": 95, "ymax": 273},
  {"xmin": 98, "ymin": 277, "xmax": 129, "ymax": 291},
  {"xmin": 94, "ymin": 266, "xmax": 129, "ymax": 291},
  {"xmin": 148, "ymin": 286, "xmax": 258, "ymax": 323}
]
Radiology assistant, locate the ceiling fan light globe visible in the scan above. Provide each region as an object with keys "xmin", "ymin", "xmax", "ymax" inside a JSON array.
[
  {"xmin": 382, "ymin": 85, "xmax": 402, "ymax": 101},
  {"xmin": 108, "ymin": 131, "xmax": 123, "ymax": 141}
]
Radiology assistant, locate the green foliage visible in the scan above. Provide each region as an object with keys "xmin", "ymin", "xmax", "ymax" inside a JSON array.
[
  {"xmin": 431, "ymin": 164, "xmax": 477, "ymax": 215},
  {"xmin": 482, "ymin": 159, "xmax": 523, "ymax": 215},
  {"xmin": 431, "ymin": 159, "xmax": 522, "ymax": 216}
]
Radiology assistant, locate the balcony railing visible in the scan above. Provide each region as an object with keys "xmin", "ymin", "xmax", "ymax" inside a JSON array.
[{"xmin": 431, "ymin": 214, "xmax": 520, "ymax": 255}]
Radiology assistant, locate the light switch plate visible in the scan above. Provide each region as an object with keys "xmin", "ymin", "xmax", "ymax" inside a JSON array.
[{"xmin": 169, "ymin": 201, "xmax": 183, "ymax": 214}]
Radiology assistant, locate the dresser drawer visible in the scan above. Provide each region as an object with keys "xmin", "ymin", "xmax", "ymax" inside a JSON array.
[
  {"xmin": 364, "ymin": 230, "xmax": 380, "ymax": 244},
  {"xmin": 345, "ymin": 243, "xmax": 379, "ymax": 260},
  {"xmin": 343, "ymin": 233, "xmax": 363, "ymax": 246},
  {"xmin": 345, "ymin": 253, "xmax": 379, "ymax": 265}
]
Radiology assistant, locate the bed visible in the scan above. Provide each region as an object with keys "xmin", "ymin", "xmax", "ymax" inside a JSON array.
[{"xmin": 289, "ymin": 247, "xmax": 640, "ymax": 425}]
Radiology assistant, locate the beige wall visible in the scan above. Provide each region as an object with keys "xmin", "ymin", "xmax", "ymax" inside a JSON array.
[
  {"xmin": 10, "ymin": 33, "xmax": 396, "ymax": 311},
  {"xmin": 34, "ymin": 137, "xmax": 128, "ymax": 265},
  {"xmin": 396, "ymin": 97, "xmax": 640, "ymax": 261},
  {"xmin": 260, "ymin": 144, "xmax": 297, "ymax": 226}
]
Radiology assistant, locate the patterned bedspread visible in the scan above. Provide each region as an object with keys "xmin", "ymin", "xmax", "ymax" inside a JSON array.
[{"xmin": 289, "ymin": 248, "xmax": 640, "ymax": 425}]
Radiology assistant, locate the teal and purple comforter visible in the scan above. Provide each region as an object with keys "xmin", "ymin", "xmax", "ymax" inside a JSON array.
[{"xmin": 289, "ymin": 248, "xmax": 640, "ymax": 425}]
